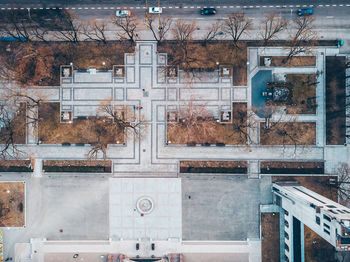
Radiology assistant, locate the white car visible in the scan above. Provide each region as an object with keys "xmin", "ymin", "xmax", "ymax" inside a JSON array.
[
  {"xmin": 115, "ymin": 10, "xmax": 130, "ymax": 17},
  {"xmin": 149, "ymin": 7, "xmax": 162, "ymax": 14}
]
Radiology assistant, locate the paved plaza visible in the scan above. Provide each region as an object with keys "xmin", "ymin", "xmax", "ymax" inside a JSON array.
[
  {"xmin": 182, "ymin": 175, "xmax": 272, "ymax": 241},
  {"xmin": 0, "ymin": 40, "xmax": 349, "ymax": 262}
]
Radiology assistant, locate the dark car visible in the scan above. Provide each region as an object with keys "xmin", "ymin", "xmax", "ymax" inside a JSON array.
[
  {"xmin": 297, "ymin": 8, "xmax": 313, "ymax": 16},
  {"xmin": 200, "ymin": 8, "xmax": 216, "ymax": 15}
]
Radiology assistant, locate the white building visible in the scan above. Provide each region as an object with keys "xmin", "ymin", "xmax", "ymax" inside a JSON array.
[{"xmin": 272, "ymin": 182, "xmax": 350, "ymax": 262}]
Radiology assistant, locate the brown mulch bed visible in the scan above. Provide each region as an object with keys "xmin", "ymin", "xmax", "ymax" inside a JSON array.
[
  {"xmin": 0, "ymin": 41, "xmax": 135, "ymax": 86},
  {"xmin": 285, "ymin": 74, "xmax": 317, "ymax": 114},
  {"xmin": 158, "ymin": 41, "xmax": 247, "ymax": 86},
  {"xmin": 167, "ymin": 103, "xmax": 247, "ymax": 145},
  {"xmin": 260, "ymin": 122, "xmax": 316, "ymax": 145},
  {"xmin": 0, "ymin": 160, "xmax": 32, "ymax": 172},
  {"xmin": 304, "ymin": 225, "xmax": 337, "ymax": 262},
  {"xmin": 0, "ymin": 182, "xmax": 25, "ymax": 227},
  {"xmin": 43, "ymin": 160, "xmax": 112, "ymax": 173},
  {"xmin": 326, "ymin": 56, "xmax": 346, "ymax": 145},
  {"xmin": 38, "ymin": 102, "xmax": 124, "ymax": 144},
  {"xmin": 180, "ymin": 161, "xmax": 248, "ymax": 174},
  {"xmin": 0, "ymin": 102, "xmax": 26, "ymax": 144},
  {"xmin": 260, "ymin": 56, "xmax": 316, "ymax": 67},
  {"xmin": 261, "ymin": 161, "xmax": 324, "ymax": 174},
  {"xmin": 271, "ymin": 176, "xmax": 337, "ymax": 200},
  {"xmin": 261, "ymin": 212, "xmax": 280, "ymax": 262}
]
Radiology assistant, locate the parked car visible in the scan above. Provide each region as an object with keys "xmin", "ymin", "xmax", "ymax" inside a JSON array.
[
  {"xmin": 149, "ymin": 7, "xmax": 162, "ymax": 14},
  {"xmin": 200, "ymin": 8, "xmax": 216, "ymax": 15},
  {"xmin": 115, "ymin": 10, "xmax": 130, "ymax": 17},
  {"xmin": 297, "ymin": 8, "xmax": 313, "ymax": 16}
]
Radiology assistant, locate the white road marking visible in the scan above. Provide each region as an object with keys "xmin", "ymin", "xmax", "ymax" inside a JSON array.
[
  {"xmin": 78, "ymin": 7, "xmax": 82, "ymax": 9},
  {"xmin": 229, "ymin": 6, "xmax": 234, "ymax": 8},
  {"xmin": 249, "ymin": 5, "xmax": 254, "ymax": 8},
  {"xmin": 236, "ymin": 6, "xmax": 241, "ymax": 8},
  {"xmin": 97, "ymin": 7, "xmax": 101, "ymax": 9},
  {"xmin": 91, "ymin": 7, "xmax": 95, "ymax": 9},
  {"xmin": 289, "ymin": 5, "xmax": 294, "ymax": 7},
  {"xmin": 256, "ymin": 6, "xmax": 261, "ymax": 8},
  {"xmin": 84, "ymin": 7, "xmax": 88, "ymax": 9},
  {"xmin": 196, "ymin": 18, "xmax": 204, "ymax": 19},
  {"xmin": 168, "ymin": 6, "xmax": 173, "ymax": 8},
  {"xmin": 71, "ymin": 7, "xmax": 75, "ymax": 9},
  {"xmin": 339, "ymin": 4, "xmax": 344, "ymax": 6},
  {"xmin": 175, "ymin": 6, "xmax": 179, "ymax": 8},
  {"xmin": 109, "ymin": 7, "xmax": 114, "ymax": 9},
  {"xmin": 319, "ymin": 5, "xmax": 324, "ymax": 7},
  {"xmin": 332, "ymin": 4, "xmax": 337, "ymax": 7},
  {"xmin": 262, "ymin": 6, "xmax": 267, "ymax": 8},
  {"xmin": 216, "ymin": 6, "xmax": 221, "ymax": 8},
  {"xmin": 190, "ymin": 6, "xmax": 194, "ymax": 8},
  {"xmin": 326, "ymin": 16, "xmax": 334, "ymax": 18},
  {"xmin": 130, "ymin": 7, "xmax": 134, "ymax": 9},
  {"xmin": 184, "ymin": 6, "xmax": 188, "ymax": 8}
]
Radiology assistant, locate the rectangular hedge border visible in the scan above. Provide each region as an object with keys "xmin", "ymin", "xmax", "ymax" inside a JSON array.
[
  {"xmin": 0, "ymin": 160, "xmax": 32, "ymax": 172},
  {"xmin": 43, "ymin": 165, "xmax": 111, "ymax": 173},
  {"xmin": 260, "ymin": 161, "xmax": 324, "ymax": 174},
  {"xmin": 180, "ymin": 161, "xmax": 248, "ymax": 174}
]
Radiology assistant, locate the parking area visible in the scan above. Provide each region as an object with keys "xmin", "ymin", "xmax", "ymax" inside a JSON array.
[{"xmin": 181, "ymin": 175, "xmax": 272, "ymax": 241}]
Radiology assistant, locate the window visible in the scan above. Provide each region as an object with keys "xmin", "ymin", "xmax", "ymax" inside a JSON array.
[
  {"xmin": 329, "ymin": 210, "xmax": 338, "ymax": 214},
  {"xmin": 285, "ymin": 255, "xmax": 290, "ymax": 262},
  {"xmin": 323, "ymin": 215, "xmax": 331, "ymax": 222},
  {"xmin": 324, "ymin": 223, "xmax": 330, "ymax": 230},
  {"xmin": 337, "ymin": 210, "xmax": 345, "ymax": 214},
  {"xmin": 326, "ymin": 205, "xmax": 337, "ymax": 208},
  {"xmin": 285, "ymin": 231, "xmax": 289, "ymax": 240},
  {"xmin": 316, "ymin": 216, "xmax": 320, "ymax": 225},
  {"xmin": 324, "ymin": 229, "xmax": 330, "ymax": 235},
  {"xmin": 284, "ymin": 209, "xmax": 289, "ymax": 216},
  {"xmin": 285, "ymin": 243, "xmax": 290, "ymax": 252},
  {"xmin": 285, "ymin": 220, "xmax": 289, "ymax": 228},
  {"xmin": 343, "ymin": 210, "xmax": 350, "ymax": 214},
  {"xmin": 310, "ymin": 203, "xmax": 316, "ymax": 209}
]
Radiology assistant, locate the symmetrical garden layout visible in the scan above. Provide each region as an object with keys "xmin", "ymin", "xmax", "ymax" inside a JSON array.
[
  {"xmin": 0, "ymin": 40, "xmax": 349, "ymax": 261},
  {"xmin": 1, "ymin": 41, "xmax": 347, "ymax": 175}
]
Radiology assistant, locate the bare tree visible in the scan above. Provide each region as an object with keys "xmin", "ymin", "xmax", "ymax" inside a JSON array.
[
  {"xmin": 284, "ymin": 16, "xmax": 317, "ymax": 63},
  {"xmin": 82, "ymin": 19, "xmax": 108, "ymax": 44},
  {"xmin": 223, "ymin": 12, "xmax": 252, "ymax": 46},
  {"xmin": 167, "ymin": 100, "xmax": 217, "ymax": 144},
  {"xmin": 112, "ymin": 13, "xmax": 140, "ymax": 42},
  {"xmin": 171, "ymin": 19, "xmax": 196, "ymax": 43},
  {"xmin": 146, "ymin": 15, "xmax": 173, "ymax": 43},
  {"xmin": 202, "ymin": 21, "xmax": 223, "ymax": 42},
  {"xmin": 54, "ymin": 11, "xmax": 82, "ymax": 43},
  {"xmin": 259, "ymin": 12, "xmax": 288, "ymax": 45},
  {"xmin": 0, "ymin": 10, "xmax": 49, "ymax": 42}
]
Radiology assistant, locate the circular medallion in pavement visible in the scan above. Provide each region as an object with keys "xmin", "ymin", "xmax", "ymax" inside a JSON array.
[{"xmin": 136, "ymin": 196, "xmax": 154, "ymax": 214}]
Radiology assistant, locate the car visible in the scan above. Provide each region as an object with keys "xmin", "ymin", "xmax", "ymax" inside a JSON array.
[
  {"xmin": 149, "ymin": 7, "xmax": 162, "ymax": 14},
  {"xmin": 115, "ymin": 10, "xmax": 130, "ymax": 17},
  {"xmin": 297, "ymin": 8, "xmax": 313, "ymax": 16},
  {"xmin": 200, "ymin": 8, "xmax": 216, "ymax": 15}
]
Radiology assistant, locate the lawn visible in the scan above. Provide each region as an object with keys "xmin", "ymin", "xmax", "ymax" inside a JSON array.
[
  {"xmin": 261, "ymin": 212, "xmax": 280, "ymax": 262},
  {"xmin": 260, "ymin": 122, "xmax": 316, "ymax": 145},
  {"xmin": 0, "ymin": 182, "xmax": 25, "ymax": 227},
  {"xmin": 38, "ymin": 102, "xmax": 124, "ymax": 144},
  {"xmin": 167, "ymin": 103, "xmax": 248, "ymax": 145},
  {"xmin": 285, "ymin": 74, "xmax": 317, "ymax": 114},
  {"xmin": 158, "ymin": 41, "xmax": 247, "ymax": 86},
  {"xmin": 325, "ymin": 56, "xmax": 346, "ymax": 145},
  {"xmin": 260, "ymin": 56, "xmax": 316, "ymax": 67}
]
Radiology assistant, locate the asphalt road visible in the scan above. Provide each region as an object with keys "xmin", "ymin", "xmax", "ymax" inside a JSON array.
[{"xmin": 2, "ymin": 0, "xmax": 350, "ymax": 7}]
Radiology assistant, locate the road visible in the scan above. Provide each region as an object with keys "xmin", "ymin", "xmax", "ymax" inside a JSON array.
[{"xmin": 2, "ymin": 0, "xmax": 350, "ymax": 8}]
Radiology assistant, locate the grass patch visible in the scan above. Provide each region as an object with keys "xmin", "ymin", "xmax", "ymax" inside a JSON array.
[
  {"xmin": 285, "ymin": 74, "xmax": 317, "ymax": 114},
  {"xmin": 260, "ymin": 56, "xmax": 316, "ymax": 67},
  {"xmin": 38, "ymin": 102, "xmax": 124, "ymax": 144},
  {"xmin": 261, "ymin": 212, "xmax": 280, "ymax": 262},
  {"xmin": 326, "ymin": 56, "xmax": 346, "ymax": 145},
  {"xmin": 158, "ymin": 41, "xmax": 247, "ymax": 86},
  {"xmin": 261, "ymin": 161, "xmax": 324, "ymax": 174},
  {"xmin": 0, "ymin": 182, "xmax": 25, "ymax": 227},
  {"xmin": 180, "ymin": 161, "xmax": 248, "ymax": 174},
  {"xmin": 260, "ymin": 122, "xmax": 316, "ymax": 145}
]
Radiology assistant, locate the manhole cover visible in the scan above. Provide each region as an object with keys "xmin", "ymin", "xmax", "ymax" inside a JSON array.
[{"xmin": 136, "ymin": 196, "xmax": 154, "ymax": 214}]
